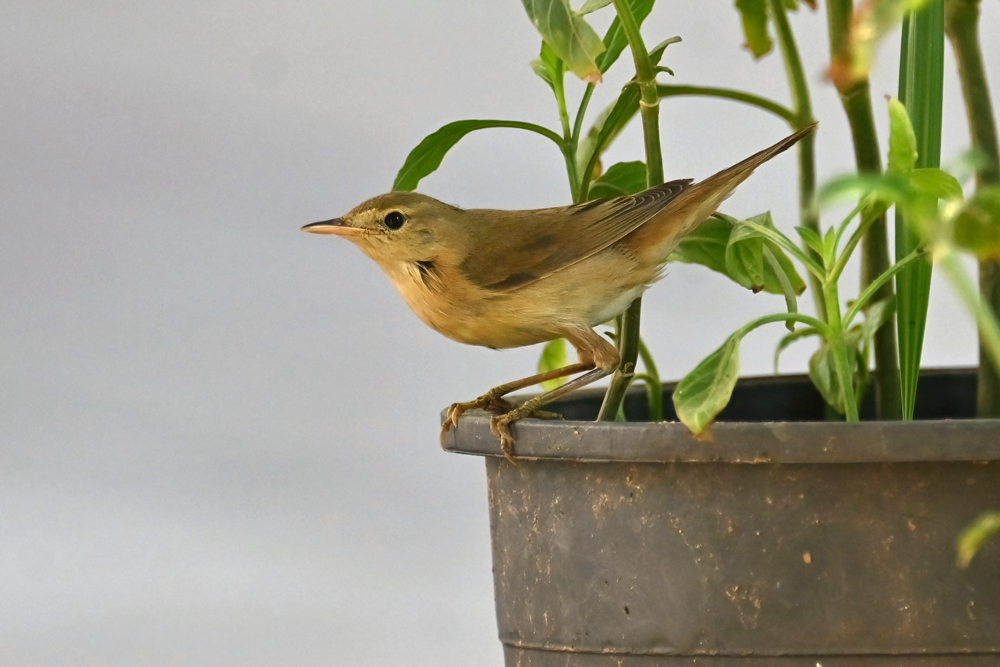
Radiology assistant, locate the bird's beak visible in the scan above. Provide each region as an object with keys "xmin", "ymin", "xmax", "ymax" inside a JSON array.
[{"xmin": 301, "ymin": 218, "xmax": 362, "ymax": 236}]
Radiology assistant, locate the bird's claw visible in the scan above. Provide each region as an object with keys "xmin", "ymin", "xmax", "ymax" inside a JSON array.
[
  {"xmin": 440, "ymin": 392, "xmax": 518, "ymax": 445},
  {"xmin": 490, "ymin": 415, "xmax": 518, "ymax": 464},
  {"xmin": 441, "ymin": 391, "xmax": 563, "ymax": 458}
]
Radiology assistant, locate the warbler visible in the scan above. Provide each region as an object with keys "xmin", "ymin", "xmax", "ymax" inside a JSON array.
[{"xmin": 303, "ymin": 124, "xmax": 815, "ymax": 460}]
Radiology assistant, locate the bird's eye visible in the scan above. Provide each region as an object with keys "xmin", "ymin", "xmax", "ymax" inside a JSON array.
[{"xmin": 384, "ymin": 211, "xmax": 406, "ymax": 230}]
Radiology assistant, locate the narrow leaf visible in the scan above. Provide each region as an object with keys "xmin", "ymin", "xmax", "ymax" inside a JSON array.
[
  {"xmin": 763, "ymin": 240, "xmax": 807, "ymax": 295},
  {"xmin": 529, "ymin": 40, "xmax": 564, "ymax": 91},
  {"xmin": 538, "ymin": 338, "xmax": 571, "ymax": 390},
  {"xmin": 596, "ymin": 0, "xmax": 657, "ymax": 73},
  {"xmin": 522, "ymin": 0, "xmax": 606, "ymax": 83},
  {"xmin": 796, "ymin": 225, "xmax": 825, "ymax": 257},
  {"xmin": 774, "ymin": 327, "xmax": 821, "ymax": 373},
  {"xmin": 763, "ymin": 245, "xmax": 798, "ymax": 329},
  {"xmin": 673, "ymin": 332, "xmax": 742, "ymax": 434},
  {"xmin": 957, "ymin": 510, "xmax": 1000, "ymax": 569},
  {"xmin": 392, "ymin": 120, "xmax": 561, "ymax": 192},
  {"xmin": 861, "ymin": 295, "xmax": 897, "ymax": 342},
  {"xmin": 822, "ymin": 227, "xmax": 838, "ymax": 267},
  {"xmin": 580, "ymin": 84, "xmax": 642, "ymax": 186},
  {"xmin": 648, "ymin": 36, "xmax": 682, "ymax": 67},
  {"xmin": 896, "ymin": 0, "xmax": 945, "ymax": 420},
  {"xmin": 887, "ymin": 97, "xmax": 918, "ymax": 178}
]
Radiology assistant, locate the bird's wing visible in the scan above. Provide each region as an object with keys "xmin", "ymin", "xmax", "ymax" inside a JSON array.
[{"xmin": 459, "ymin": 179, "xmax": 692, "ymax": 292}]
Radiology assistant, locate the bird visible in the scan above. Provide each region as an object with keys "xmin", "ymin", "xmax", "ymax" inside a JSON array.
[{"xmin": 303, "ymin": 124, "xmax": 815, "ymax": 461}]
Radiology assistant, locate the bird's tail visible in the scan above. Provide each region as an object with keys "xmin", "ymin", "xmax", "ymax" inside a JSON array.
[{"xmin": 625, "ymin": 123, "xmax": 816, "ymax": 264}]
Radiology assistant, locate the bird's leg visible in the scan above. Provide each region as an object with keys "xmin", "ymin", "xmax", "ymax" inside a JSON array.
[
  {"xmin": 490, "ymin": 327, "xmax": 620, "ymax": 463},
  {"xmin": 442, "ymin": 362, "xmax": 594, "ymax": 437},
  {"xmin": 490, "ymin": 366, "xmax": 612, "ymax": 462}
]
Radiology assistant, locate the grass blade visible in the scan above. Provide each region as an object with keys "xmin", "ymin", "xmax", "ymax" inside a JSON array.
[{"xmin": 895, "ymin": 0, "xmax": 944, "ymax": 419}]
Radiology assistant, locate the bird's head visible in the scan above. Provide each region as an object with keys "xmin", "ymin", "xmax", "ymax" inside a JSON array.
[{"xmin": 301, "ymin": 191, "xmax": 462, "ymax": 266}]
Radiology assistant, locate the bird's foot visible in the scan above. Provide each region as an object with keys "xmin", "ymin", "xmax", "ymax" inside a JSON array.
[
  {"xmin": 489, "ymin": 403, "xmax": 564, "ymax": 463},
  {"xmin": 490, "ymin": 414, "xmax": 518, "ymax": 463},
  {"xmin": 440, "ymin": 391, "xmax": 518, "ymax": 444}
]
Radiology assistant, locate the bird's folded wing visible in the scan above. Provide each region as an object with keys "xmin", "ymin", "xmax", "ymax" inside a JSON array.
[{"xmin": 459, "ymin": 178, "xmax": 693, "ymax": 293}]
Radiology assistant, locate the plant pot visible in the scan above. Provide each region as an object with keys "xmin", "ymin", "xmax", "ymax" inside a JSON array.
[{"xmin": 441, "ymin": 369, "xmax": 1000, "ymax": 666}]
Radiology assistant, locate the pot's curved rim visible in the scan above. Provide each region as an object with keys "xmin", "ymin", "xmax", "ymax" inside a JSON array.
[
  {"xmin": 443, "ymin": 369, "xmax": 1000, "ymax": 463},
  {"xmin": 441, "ymin": 413, "xmax": 1000, "ymax": 463}
]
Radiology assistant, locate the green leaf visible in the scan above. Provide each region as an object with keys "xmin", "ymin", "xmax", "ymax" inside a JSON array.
[
  {"xmin": 522, "ymin": 0, "xmax": 606, "ymax": 83},
  {"xmin": 595, "ymin": 0, "xmax": 657, "ymax": 73},
  {"xmin": 671, "ymin": 214, "xmax": 805, "ymax": 297},
  {"xmin": 809, "ymin": 321, "xmax": 874, "ymax": 416},
  {"xmin": 896, "ymin": 0, "xmax": 945, "ymax": 421},
  {"xmin": 809, "ymin": 339, "xmax": 848, "ymax": 415},
  {"xmin": 725, "ymin": 213, "xmax": 806, "ymax": 295},
  {"xmin": 774, "ymin": 326, "xmax": 821, "ymax": 373},
  {"xmin": 819, "ymin": 173, "xmax": 914, "ymax": 209},
  {"xmin": 392, "ymin": 120, "xmax": 561, "ymax": 192},
  {"xmin": 648, "ymin": 36, "xmax": 682, "ymax": 67},
  {"xmin": 764, "ymin": 239, "xmax": 807, "ymax": 295},
  {"xmin": 735, "ymin": 0, "xmax": 773, "ymax": 58},
  {"xmin": 957, "ymin": 510, "xmax": 1000, "ymax": 569},
  {"xmin": 822, "ymin": 227, "xmax": 838, "ymax": 268},
  {"xmin": 861, "ymin": 295, "xmax": 897, "ymax": 343},
  {"xmin": 580, "ymin": 84, "xmax": 642, "ymax": 185},
  {"xmin": 588, "ymin": 160, "xmax": 647, "ymax": 198},
  {"xmin": 673, "ymin": 332, "xmax": 742, "ymax": 434},
  {"xmin": 762, "ymin": 245, "xmax": 797, "ymax": 329},
  {"xmin": 887, "ymin": 97, "xmax": 918, "ymax": 178},
  {"xmin": 677, "ymin": 312, "xmax": 826, "ymax": 433},
  {"xmin": 795, "ymin": 226, "xmax": 825, "ymax": 257},
  {"xmin": 579, "ymin": 0, "xmax": 614, "ymax": 13},
  {"xmin": 726, "ymin": 217, "xmax": 767, "ymax": 291},
  {"xmin": 669, "ymin": 215, "xmax": 732, "ymax": 274},
  {"xmin": 953, "ymin": 186, "xmax": 1000, "ymax": 260},
  {"xmin": 910, "ymin": 167, "xmax": 963, "ymax": 202},
  {"xmin": 529, "ymin": 40, "xmax": 564, "ymax": 91},
  {"xmin": 537, "ymin": 338, "xmax": 571, "ymax": 390}
]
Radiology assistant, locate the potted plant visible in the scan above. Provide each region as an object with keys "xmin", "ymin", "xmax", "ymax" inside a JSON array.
[{"xmin": 389, "ymin": 0, "xmax": 1000, "ymax": 662}]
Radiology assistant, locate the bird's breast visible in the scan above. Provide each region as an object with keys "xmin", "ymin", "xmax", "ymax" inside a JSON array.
[{"xmin": 383, "ymin": 248, "xmax": 657, "ymax": 350}]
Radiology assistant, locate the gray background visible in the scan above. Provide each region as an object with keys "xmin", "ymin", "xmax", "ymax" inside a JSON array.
[{"xmin": 2, "ymin": 1, "xmax": 998, "ymax": 665}]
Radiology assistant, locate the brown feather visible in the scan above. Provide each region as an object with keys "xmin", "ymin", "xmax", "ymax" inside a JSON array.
[
  {"xmin": 458, "ymin": 179, "xmax": 692, "ymax": 292},
  {"xmin": 622, "ymin": 123, "xmax": 817, "ymax": 263}
]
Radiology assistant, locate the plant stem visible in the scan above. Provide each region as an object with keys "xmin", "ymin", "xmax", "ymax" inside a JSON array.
[
  {"xmin": 637, "ymin": 338, "xmax": 663, "ymax": 421},
  {"xmin": 656, "ymin": 85, "xmax": 796, "ymax": 124},
  {"xmin": 826, "ymin": 0, "xmax": 902, "ymax": 419},
  {"xmin": 896, "ymin": 0, "xmax": 945, "ymax": 419},
  {"xmin": 553, "ymin": 71, "xmax": 582, "ymax": 201},
  {"xmin": 823, "ymin": 278, "xmax": 860, "ymax": 421},
  {"xmin": 769, "ymin": 0, "xmax": 827, "ymax": 323},
  {"xmin": 945, "ymin": 0, "xmax": 1000, "ymax": 416},
  {"xmin": 572, "ymin": 84, "xmax": 596, "ymax": 151},
  {"xmin": 598, "ymin": 0, "xmax": 662, "ymax": 422},
  {"xmin": 843, "ymin": 247, "xmax": 926, "ymax": 328}
]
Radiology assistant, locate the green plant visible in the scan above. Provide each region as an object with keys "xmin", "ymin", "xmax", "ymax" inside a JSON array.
[
  {"xmin": 389, "ymin": 0, "xmax": 1000, "ymax": 559},
  {"xmin": 392, "ymin": 0, "xmax": 806, "ymax": 421}
]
